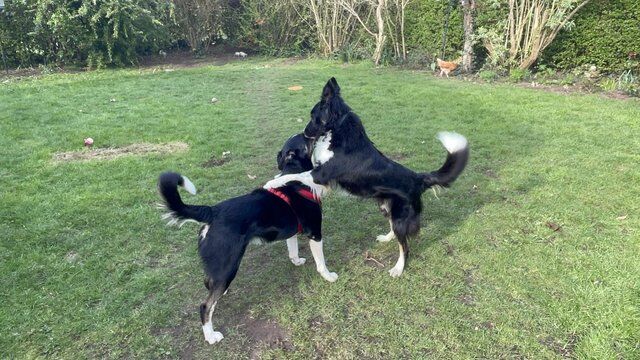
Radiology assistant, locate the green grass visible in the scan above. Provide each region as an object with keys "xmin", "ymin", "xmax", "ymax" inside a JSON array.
[{"xmin": 1, "ymin": 58, "xmax": 639, "ymax": 359}]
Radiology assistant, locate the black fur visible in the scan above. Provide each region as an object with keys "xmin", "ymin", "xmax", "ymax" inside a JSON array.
[
  {"xmin": 158, "ymin": 134, "xmax": 322, "ymax": 340},
  {"xmin": 303, "ymin": 77, "xmax": 469, "ymax": 274}
]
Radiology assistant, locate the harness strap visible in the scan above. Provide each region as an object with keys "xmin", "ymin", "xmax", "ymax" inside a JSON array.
[{"xmin": 267, "ymin": 188, "xmax": 320, "ymax": 233}]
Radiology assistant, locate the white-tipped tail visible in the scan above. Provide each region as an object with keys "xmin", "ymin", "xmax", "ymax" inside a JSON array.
[
  {"xmin": 437, "ymin": 132, "xmax": 468, "ymax": 153},
  {"xmin": 182, "ymin": 176, "xmax": 197, "ymax": 195}
]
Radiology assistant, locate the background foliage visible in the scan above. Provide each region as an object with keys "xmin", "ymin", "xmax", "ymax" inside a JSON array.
[
  {"xmin": 0, "ymin": 0, "xmax": 639, "ymax": 73},
  {"xmin": 540, "ymin": 0, "xmax": 640, "ymax": 72}
]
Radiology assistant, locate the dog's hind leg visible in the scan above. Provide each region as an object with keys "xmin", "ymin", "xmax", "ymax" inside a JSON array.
[
  {"xmin": 377, "ymin": 220, "xmax": 396, "ymax": 242},
  {"xmin": 388, "ymin": 200, "xmax": 420, "ymax": 277},
  {"xmin": 389, "ymin": 238, "xmax": 409, "ymax": 278},
  {"xmin": 200, "ymin": 282, "xmax": 225, "ymax": 345},
  {"xmin": 286, "ymin": 235, "xmax": 306, "ymax": 266},
  {"xmin": 376, "ymin": 199, "xmax": 396, "ymax": 242}
]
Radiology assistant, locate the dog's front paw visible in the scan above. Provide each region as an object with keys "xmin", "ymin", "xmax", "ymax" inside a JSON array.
[
  {"xmin": 263, "ymin": 178, "xmax": 284, "ymax": 190},
  {"xmin": 202, "ymin": 324, "xmax": 224, "ymax": 344},
  {"xmin": 290, "ymin": 257, "xmax": 306, "ymax": 266},
  {"xmin": 376, "ymin": 233, "xmax": 394, "ymax": 242},
  {"xmin": 320, "ymin": 271, "xmax": 338, "ymax": 282}
]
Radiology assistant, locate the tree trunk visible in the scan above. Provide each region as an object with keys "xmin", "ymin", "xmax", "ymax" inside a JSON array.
[
  {"xmin": 461, "ymin": 0, "xmax": 475, "ymax": 72},
  {"xmin": 373, "ymin": 0, "xmax": 386, "ymax": 65}
]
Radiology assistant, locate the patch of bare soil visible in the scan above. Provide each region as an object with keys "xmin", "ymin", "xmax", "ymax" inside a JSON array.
[
  {"xmin": 138, "ymin": 50, "xmax": 237, "ymax": 69},
  {"xmin": 538, "ymin": 333, "xmax": 579, "ymax": 358},
  {"xmin": 517, "ymin": 82, "xmax": 637, "ymax": 100},
  {"xmin": 52, "ymin": 142, "xmax": 188, "ymax": 162},
  {"xmin": 241, "ymin": 316, "xmax": 293, "ymax": 359},
  {"xmin": 201, "ymin": 155, "xmax": 229, "ymax": 168}
]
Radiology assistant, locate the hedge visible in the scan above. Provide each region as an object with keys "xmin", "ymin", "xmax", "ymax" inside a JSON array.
[{"xmin": 541, "ymin": 0, "xmax": 640, "ymax": 72}]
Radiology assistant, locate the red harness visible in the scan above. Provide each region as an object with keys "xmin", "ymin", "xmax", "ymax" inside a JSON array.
[{"xmin": 267, "ymin": 188, "xmax": 321, "ymax": 233}]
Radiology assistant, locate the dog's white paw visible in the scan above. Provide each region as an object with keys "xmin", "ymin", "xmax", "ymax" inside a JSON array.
[
  {"xmin": 202, "ymin": 324, "xmax": 224, "ymax": 344},
  {"xmin": 388, "ymin": 265, "xmax": 404, "ymax": 278},
  {"xmin": 376, "ymin": 233, "xmax": 394, "ymax": 242},
  {"xmin": 263, "ymin": 178, "xmax": 285, "ymax": 190},
  {"xmin": 290, "ymin": 257, "xmax": 306, "ymax": 266},
  {"xmin": 320, "ymin": 271, "xmax": 338, "ymax": 282}
]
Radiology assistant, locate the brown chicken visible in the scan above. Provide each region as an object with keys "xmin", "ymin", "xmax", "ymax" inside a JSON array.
[{"xmin": 436, "ymin": 58, "xmax": 459, "ymax": 78}]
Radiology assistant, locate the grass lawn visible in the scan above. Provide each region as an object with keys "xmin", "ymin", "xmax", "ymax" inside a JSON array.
[{"xmin": 1, "ymin": 58, "xmax": 639, "ymax": 359}]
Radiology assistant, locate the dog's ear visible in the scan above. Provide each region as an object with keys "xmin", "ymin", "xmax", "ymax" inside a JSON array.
[
  {"xmin": 322, "ymin": 77, "xmax": 340, "ymax": 101},
  {"xmin": 276, "ymin": 151, "xmax": 284, "ymax": 170}
]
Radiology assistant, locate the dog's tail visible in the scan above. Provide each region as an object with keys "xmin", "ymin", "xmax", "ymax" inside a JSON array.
[
  {"xmin": 421, "ymin": 132, "xmax": 469, "ymax": 190},
  {"xmin": 158, "ymin": 172, "xmax": 216, "ymax": 226}
]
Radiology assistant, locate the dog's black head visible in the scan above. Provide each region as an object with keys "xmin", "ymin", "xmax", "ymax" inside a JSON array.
[
  {"xmin": 276, "ymin": 133, "xmax": 314, "ymax": 174},
  {"xmin": 304, "ymin": 77, "xmax": 351, "ymax": 139}
]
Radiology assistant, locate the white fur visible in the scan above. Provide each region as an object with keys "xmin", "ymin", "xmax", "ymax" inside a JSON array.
[
  {"xmin": 181, "ymin": 175, "xmax": 197, "ymax": 195},
  {"xmin": 286, "ymin": 236, "xmax": 306, "ymax": 266},
  {"xmin": 263, "ymin": 171, "xmax": 329, "ymax": 199},
  {"xmin": 437, "ymin": 132, "xmax": 467, "ymax": 153},
  {"xmin": 312, "ymin": 132, "xmax": 334, "ymax": 166},
  {"xmin": 202, "ymin": 323, "xmax": 224, "ymax": 344},
  {"xmin": 249, "ymin": 237, "xmax": 265, "ymax": 245},
  {"xmin": 389, "ymin": 244, "xmax": 405, "ymax": 278},
  {"xmin": 309, "ymin": 240, "xmax": 338, "ymax": 282},
  {"xmin": 376, "ymin": 229, "xmax": 395, "ymax": 242},
  {"xmin": 200, "ymin": 225, "xmax": 210, "ymax": 238},
  {"xmin": 202, "ymin": 302, "xmax": 223, "ymax": 344}
]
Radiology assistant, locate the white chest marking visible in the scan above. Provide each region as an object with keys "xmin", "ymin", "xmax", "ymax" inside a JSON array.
[
  {"xmin": 312, "ymin": 132, "xmax": 334, "ymax": 166},
  {"xmin": 249, "ymin": 237, "xmax": 265, "ymax": 245}
]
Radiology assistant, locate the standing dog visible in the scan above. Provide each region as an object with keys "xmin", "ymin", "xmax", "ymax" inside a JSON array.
[
  {"xmin": 158, "ymin": 134, "xmax": 336, "ymax": 345},
  {"xmin": 264, "ymin": 78, "xmax": 469, "ymax": 278}
]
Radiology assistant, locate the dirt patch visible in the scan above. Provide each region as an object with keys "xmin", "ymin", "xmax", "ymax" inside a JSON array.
[
  {"xmin": 201, "ymin": 155, "xmax": 229, "ymax": 168},
  {"xmin": 52, "ymin": 142, "xmax": 189, "ymax": 162},
  {"xmin": 458, "ymin": 294, "xmax": 476, "ymax": 306},
  {"xmin": 241, "ymin": 316, "xmax": 293, "ymax": 359},
  {"xmin": 538, "ymin": 333, "xmax": 579, "ymax": 358},
  {"xmin": 388, "ymin": 152, "xmax": 410, "ymax": 162}
]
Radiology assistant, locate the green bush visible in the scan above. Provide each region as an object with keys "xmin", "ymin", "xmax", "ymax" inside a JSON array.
[
  {"xmin": 232, "ymin": 0, "xmax": 314, "ymax": 56},
  {"xmin": 478, "ymin": 69, "xmax": 498, "ymax": 82},
  {"xmin": 542, "ymin": 0, "xmax": 640, "ymax": 72},
  {"xmin": 509, "ymin": 68, "xmax": 531, "ymax": 82},
  {"xmin": 404, "ymin": 0, "xmax": 463, "ymax": 60},
  {"xmin": 0, "ymin": 0, "xmax": 172, "ymax": 68}
]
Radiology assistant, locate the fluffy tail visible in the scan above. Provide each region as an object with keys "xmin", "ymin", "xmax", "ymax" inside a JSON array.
[
  {"xmin": 158, "ymin": 172, "xmax": 216, "ymax": 226},
  {"xmin": 421, "ymin": 132, "xmax": 469, "ymax": 190}
]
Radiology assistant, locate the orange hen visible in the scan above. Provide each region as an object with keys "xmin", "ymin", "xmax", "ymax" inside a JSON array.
[{"xmin": 436, "ymin": 58, "xmax": 459, "ymax": 78}]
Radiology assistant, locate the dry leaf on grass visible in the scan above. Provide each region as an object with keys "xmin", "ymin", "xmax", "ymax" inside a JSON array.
[
  {"xmin": 546, "ymin": 221, "xmax": 562, "ymax": 232},
  {"xmin": 288, "ymin": 85, "xmax": 303, "ymax": 91}
]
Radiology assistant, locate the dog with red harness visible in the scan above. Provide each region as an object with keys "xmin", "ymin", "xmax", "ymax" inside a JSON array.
[{"xmin": 157, "ymin": 133, "xmax": 334, "ymax": 345}]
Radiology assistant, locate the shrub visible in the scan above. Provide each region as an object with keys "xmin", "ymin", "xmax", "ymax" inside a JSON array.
[
  {"xmin": 509, "ymin": 68, "xmax": 531, "ymax": 82},
  {"xmin": 0, "ymin": 0, "xmax": 172, "ymax": 68},
  {"xmin": 232, "ymin": 0, "xmax": 314, "ymax": 56},
  {"xmin": 478, "ymin": 69, "xmax": 498, "ymax": 82},
  {"xmin": 404, "ymin": 0, "xmax": 464, "ymax": 60},
  {"xmin": 542, "ymin": 0, "xmax": 640, "ymax": 72}
]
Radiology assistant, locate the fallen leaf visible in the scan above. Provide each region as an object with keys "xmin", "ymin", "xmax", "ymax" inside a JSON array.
[
  {"xmin": 546, "ymin": 221, "xmax": 561, "ymax": 232},
  {"xmin": 247, "ymin": 174, "xmax": 257, "ymax": 180},
  {"xmin": 616, "ymin": 215, "xmax": 627, "ymax": 220},
  {"xmin": 222, "ymin": 151, "xmax": 231, "ymax": 157},
  {"xmin": 288, "ymin": 85, "xmax": 303, "ymax": 91}
]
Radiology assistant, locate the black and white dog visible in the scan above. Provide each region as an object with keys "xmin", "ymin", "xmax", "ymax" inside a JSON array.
[
  {"xmin": 158, "ymin": 134, "xmax": 336, "ymax": 345},
  {"xmin": 264, "ymin": 78, "xmax": 469, "ymax": 278}
]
